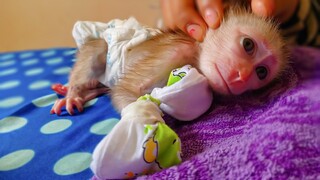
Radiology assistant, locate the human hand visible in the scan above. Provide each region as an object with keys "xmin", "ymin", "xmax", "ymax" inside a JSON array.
[
  {"xmin": 160, "ymin": 0, "xmax": 298, "ymax": 42},
  {"xmin": 161, "ymin": 0, "xmax": 223, "ymax": 42},
  {"xmin": 251, "ymin": 0, "xmax": 298, "ymax": 23}
]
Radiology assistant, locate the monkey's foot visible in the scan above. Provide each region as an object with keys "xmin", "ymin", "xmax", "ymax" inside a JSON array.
[
  {"xmin": 50, "ymin": 87, "xmax": 109, "ymax": 115},
  {"xmin": 51, "ymin": 97, "xmax": 84, "ymax": 115}
]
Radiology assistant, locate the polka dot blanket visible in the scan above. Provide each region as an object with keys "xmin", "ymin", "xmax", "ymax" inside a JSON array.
[
  {"xmin": 0, "ymin": 48, "xmax": 120, "ymax": 179},
  {"xmin": 1, "ymin": 46, "xmax": 320, "ymax": 179}
]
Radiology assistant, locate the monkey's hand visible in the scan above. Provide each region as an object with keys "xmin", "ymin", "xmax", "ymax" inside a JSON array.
[{"xmin": 50, "ymin": 86, "xmax": 108, "ymax": 115}]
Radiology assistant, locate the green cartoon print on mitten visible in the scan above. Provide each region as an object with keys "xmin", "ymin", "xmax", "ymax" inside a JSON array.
[
  {"xmin": 167, "ymin": 65, "xmax": 192, "ymax": 86},
  {"xmin": 143, "ymin": 123, "xmax": 181, "ymax": 169}
]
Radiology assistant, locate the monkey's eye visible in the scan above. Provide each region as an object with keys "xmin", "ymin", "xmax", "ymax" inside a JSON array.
[
  {"xmin": 241, "ymin": 37, "xmax": 255, "ymax": 55},
  {"xmin": 255, "ymin": 66, "xmax": 268, "ymax": 80}
]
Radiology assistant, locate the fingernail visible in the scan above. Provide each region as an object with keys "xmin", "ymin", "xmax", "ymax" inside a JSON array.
[
  {"xmin": 205, "ymin": 9, "xmax": 219, "ymax": 28},
  {"xmin": 187, "ymin": 24, "xmax": 203, "ymax": 41}
]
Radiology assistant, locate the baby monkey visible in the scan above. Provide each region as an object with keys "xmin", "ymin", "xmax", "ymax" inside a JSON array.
[{"xmin": 51, "ymin": 5, "xmax": 287, "ymax": 115}]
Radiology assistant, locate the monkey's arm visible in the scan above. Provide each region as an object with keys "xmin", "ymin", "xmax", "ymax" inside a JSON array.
[
  {"xmin": 110, "ymin": 31, "xmax": 199, "ymax": 112},
  {"xmin": 51, "ymin": 39, "xmax": 108, "ymax": 115}
]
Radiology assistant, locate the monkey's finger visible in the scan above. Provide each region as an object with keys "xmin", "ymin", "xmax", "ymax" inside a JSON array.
[
  {"xmin": 196, "ymin": 0, "xmax": 223, "ymax": 29},
  {"xmin": 66, "ymin": 99, "xmax": 75, "ymax": 115},
  {"xmin": 51, "ymin": 99, "xmax": 65, "ymax": 115},
  {"xmin": 73, "ymin": 98, "xmax": 84, "ymax": 113},
  {"xmin": 50, "ymin": 107, "xmax": 56, "ymax": 114},
  {"xmin": 160, "ymin": 0, "xmax": 207, "ymax": 41},
  {"xmin": 50, "ymin": 100, "xmax": 58, "ymax": 114}
]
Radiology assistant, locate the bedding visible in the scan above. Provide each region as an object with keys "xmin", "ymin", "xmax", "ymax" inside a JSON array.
[{"xmin": 0, "ymin": 46, "xmax": 319, "ymax": 179}]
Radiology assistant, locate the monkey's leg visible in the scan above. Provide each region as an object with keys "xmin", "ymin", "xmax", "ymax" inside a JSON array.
[{"xmin": 51, "ymin": 39, "xmax": 108, "ymax": 115}]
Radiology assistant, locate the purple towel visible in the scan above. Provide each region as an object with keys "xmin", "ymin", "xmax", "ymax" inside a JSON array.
[{"xmin": 138, "ymin": 47, "xmax": 320, "ymax": 179}]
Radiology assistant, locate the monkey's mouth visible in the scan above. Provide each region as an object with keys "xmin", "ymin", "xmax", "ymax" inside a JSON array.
[{"xmin": 214, "ymin": 64, "xmax": 232, "ymax": 95}]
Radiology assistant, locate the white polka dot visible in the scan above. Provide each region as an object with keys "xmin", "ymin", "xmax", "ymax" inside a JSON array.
[
  {"xmin": 72, "ymin": 58, "xmax": 77, "ymax": 62},
  {"xmin": 0, "ymin": 149, "xmax": 35, "ymax": 171},
  {"xmin": 28, "ymin": 80, "xmax": 51, "ymax": 90},
  {"xmin": 0, "ymin": 53, "xmax": 14, "ymax": 61},
  {"xmin": 90, "ymin": 118, "xmax": 119, "ymax": 135},
  {"xmin": 0, "ymin": 116, "xmax": 28, "ymax": 133},
  {"xmin": 53, "ymin": 152, "xmax": 92, "ymax": 175},
  {"xmin": 22, "ymin": 58, "xmax": 39, "ymax": 66},
  {"xmin": 84, "ymin": 98, "xmax": 98, "ymax": 108},
  {"xmin": 53, "ymin": 67, "xmax": 71, "ymax": 75},
  {"xmin": 63, "ymin": 49, "xmax": 77, "ymax": 56},
  {"xmin": 0, "ymin": 96, "xmax": 24, "ymax": 108},
  {"xmin": 25, "ymin": 68, "xmax": 44, "ymax": 76},
  {"xmin": 46, "ymin": 57, "xmax": 63, "ymax": 65},
  {"xmin": 19, "ymin": 52, "xmax": 34, "ymax": 59},
  {"xmin": 0, "ymin": 60, "xmax": 15, "ymax": 67},
  {"xmin": 0, "ymin": 68, "xmax": 17, "ymax": 76},
  {"xmin": 32, "ymin": 94, "xmax": 58, "ymax": 107},
  {"xmin": 0, "ymin": 80, "xmax": 20, "ymax": 90},
  {"xmin": 40, "ymin": 119, "xmax": 72, "ymax": 134},
  {"xmin": 41, "ymin": 50, "xmax": 56, "ymax": 57}
]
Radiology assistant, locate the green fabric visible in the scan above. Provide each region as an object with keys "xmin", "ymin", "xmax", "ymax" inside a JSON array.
[
  {"xmin": 166, "ymin": 69, "xmax": 186, "ymax": 86},
  {"xmin": 138, "ymin": 94, "xmax": 161, "ymax": 106},
  {"xmin": 154, "ymin": 123, "xmax": 181, "ymax": 168}
]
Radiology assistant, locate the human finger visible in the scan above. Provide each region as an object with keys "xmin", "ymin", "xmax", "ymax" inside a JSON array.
[
  {"xmin": 252, "ymin": 0, "xmax": 299, "ymax": 23},
  {"xmin": 160, "ymin": 0, "xmax": 207, "ymax": 41},
  {"xmin": 196, "ymin": 0, "xmax": 224, "ymax": 29},
  {"xmin": 251, "ymin": 0, "xmax": 276, "ymax": 18}
]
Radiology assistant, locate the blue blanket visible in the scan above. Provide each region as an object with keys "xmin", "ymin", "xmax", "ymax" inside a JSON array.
[{"xmin": 0, "ymin": 48, "xmax": 120, "ymax": 179}]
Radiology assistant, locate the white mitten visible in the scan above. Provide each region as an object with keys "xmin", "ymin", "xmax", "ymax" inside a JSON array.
[{"xmin": 151, "ymin": 65, "xmax": 213, "ymax": 121}]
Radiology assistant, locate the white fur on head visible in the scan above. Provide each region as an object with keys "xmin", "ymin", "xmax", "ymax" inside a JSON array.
[{"xmin": 200, "ymin": 6, "xmax": 287, "ymax": 77}]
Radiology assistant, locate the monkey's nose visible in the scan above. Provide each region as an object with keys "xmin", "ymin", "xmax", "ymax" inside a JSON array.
[
  {"xmin": 237, "ymin": 68, "xmax": 252, "ymax": 82},
  {"xmin": 222, "ymin": 60, "xmax": 254, "ymax": 95},
  {"xmin": 227, "ymin": 67, "xmax": 253, "ymax": 95},
  {"xmin": 229, "ymin": 67, "xmax": 252, "ymax": 83}
]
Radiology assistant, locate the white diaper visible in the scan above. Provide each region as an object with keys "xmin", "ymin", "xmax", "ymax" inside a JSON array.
[{"xmin": 72, "ymin": 17, "xmax": 160, "ymax": 87}]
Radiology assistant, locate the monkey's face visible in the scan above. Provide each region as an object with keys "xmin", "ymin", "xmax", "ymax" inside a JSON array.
[{"xmin": 199, "ymin": 28, "xmax": 282, "ymax": 95}]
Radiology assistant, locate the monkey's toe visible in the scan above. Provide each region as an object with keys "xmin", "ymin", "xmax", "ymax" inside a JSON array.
[
  {"xmin": 50, "ymin": 99, "xmax": 66, "ymax": 115},
  {"xmin": 50, "ymin": 97, "xmax": 84, "ymax": 115},
  {"xmin": 66, "ymin": 97, "xmax": 84, "ymax": 115}
]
